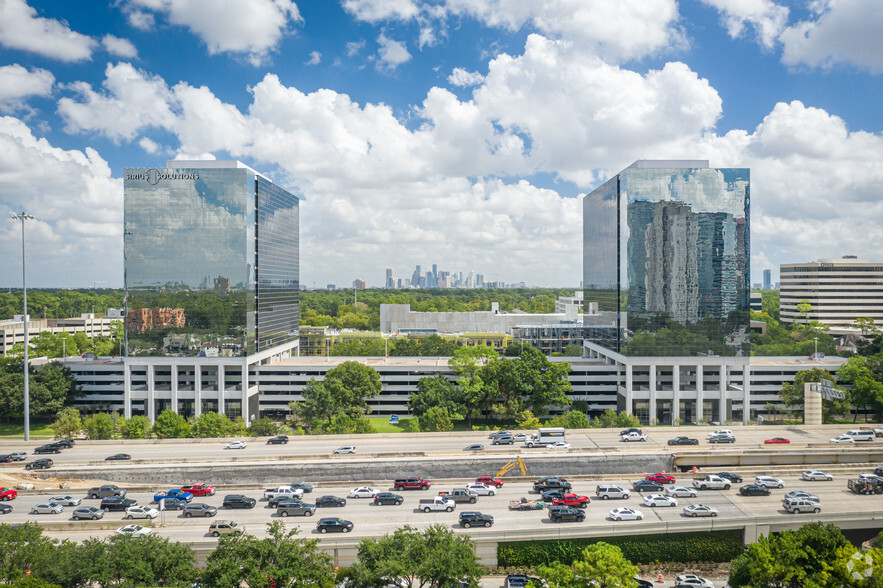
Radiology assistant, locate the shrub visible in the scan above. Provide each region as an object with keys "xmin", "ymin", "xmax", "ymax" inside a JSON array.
[{"xmin": 498, "ymin": 530, "xmax": 745, "ymax": 567}]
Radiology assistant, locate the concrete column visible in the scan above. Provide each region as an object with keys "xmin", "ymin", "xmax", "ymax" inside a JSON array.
[
  {"xmin": 696, "ymin": 365, "xmax": 704, "ymax": 423},
  {"xmin": 672, "ymin": 364, "xmax": 681, "ymax": 425},
  {"xmin": 719, "ymin": 364, "xmax": 727, "ymax": 424},
  {"xmin": 742, "ymin": 362, "xmax": 751, "ymax": 425},
  {"xmin": 624, "ymin": 363, "xmax": 633, "ymax": 415},
  {"xmin": 194, "ymin": 364, "xmax": 202, "ymax": 417},
  {"xmin": 123, "ymin": 364, "xmax": 132, "ymax": 419},
  {"xmin": 649, "ymin": 364, "xmax": 657, "ymax": 425},
  {"xmin": 217, "ymin": 365, "xmax": 225, "ymax": 416},
  {"xmin": 171, "ymin": 364, "xmax": 179, "ymax": 414},
  {"xmin": 805, "ymin": 383, "xmax": 822, "ymax": 425},
  {"xmin": 241, "ymin": 362, "xmax": 250, "ymax": 425},
  {"xmin": 147, "ymin": 365, "xmax": 156, "ymax": 423}
]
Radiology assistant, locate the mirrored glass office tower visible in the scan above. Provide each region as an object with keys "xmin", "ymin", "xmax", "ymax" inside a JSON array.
[
  {"xmin": 584, "ymin": 160, "xmax": 750, "ymax": 356},
  {"xmin": 124, "ymin": 161, "xmax": 299, "ymax": 358}
]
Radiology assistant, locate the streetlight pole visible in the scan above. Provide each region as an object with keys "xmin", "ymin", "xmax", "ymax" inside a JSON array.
[{"xmin": 11, "ymin": 213, "xmax": 35, "ymax": 441}]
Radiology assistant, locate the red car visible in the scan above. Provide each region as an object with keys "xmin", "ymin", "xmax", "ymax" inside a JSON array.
[
  {"xmin": 179, "ymin": 483, "xmax": 216, "ymax": 497},
  {"xmin": 475, "ymin": 476, "xmax": 504, "ymax": 489},
  {"xmin": 764, "ymin": 438, "xmax": 790, "ymax": 444},
  {"xmin": 551, "ymin": 493, "xmax": 591, "ymax": 507},
  {"xmin": 645, "ymin": 473, "xmax": 676, "ymax": 484},
  {"xmin": 0, "ymin": 487, "xmax": 17, "ymax": 500}
]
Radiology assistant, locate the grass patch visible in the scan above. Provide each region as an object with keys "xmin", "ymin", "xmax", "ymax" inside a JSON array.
[{"xmin": 0, "ymin": 422, "xmax": 55, "ymax": 438}]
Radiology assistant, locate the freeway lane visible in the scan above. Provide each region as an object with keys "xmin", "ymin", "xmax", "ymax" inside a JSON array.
[
  {"xmin": 1, "ymin": 424, "xmax": 879, "ymax": 466},
  {"xmin": 2, "ymin": 473, "xmax": 880, "ymax": 544}
]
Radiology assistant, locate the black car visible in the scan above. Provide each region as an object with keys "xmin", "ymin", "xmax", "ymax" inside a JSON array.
[
  {"xmin": 158, "ymin": 497, "xmax": 188, "ymax": 511},
  {"xmin": 373, "ymin": 492, "xmax": 404, "ymax": 506},
  {"xmin": 533, "ymin": 478, "xmax": 572, "ymax": 492},
  {"xmin": 289, "ymin": 482, "xmax": 313, "ymax": 494},
  {"xmin": 548, "ymin": 505, "xmax": 586, "ymax": 522},
  {"xmin": 268, "ymin": 495, "xmax": 299, "ymax": 508},
  {"xmin": 52, "ymin": 439, "xmax": 75, "ymax": 449},
  {"xmin": 740, "ymin": 484, "xmax": 771, "ymax": 496},
  {"xmin": 105, "ymin": 453, "xmax": 131, "ymax": 461},
  {"xmin": 267, "ymin": 435, "xmax": 289, "ymax": 445},
  {"xmin": 100, "ymin": 497, "xmax": 137, "ymax": 512},
  {"xmin": 874, "ymin": 466, "xmax": 883, "ymax": 477},
  {"xmin": 620, "ymin": 428, "xmax": 643, "ymax": 436},
  {"xmin": 0, "ymin": 504, "xmax": 11, "ymax": 515},
  {"xmin": 459, "ymin": 511, "xmax": 494, "ymax": 528},
  {"xmin": 635, "ymin": 579, "xmax": 654, "ymax": 588},
  {"xmin": 541, "ymin": 490, "xmax": 568, "ymax": 501},
  {"xmin": 505, "ymin": 575, "xmax": 530, "ymax": 588},
  {"xmin": 315, "ymin": 495, "xmax": 347, "ymax": 508},
  {"xmin": 667, "ymin": 437, "xmax": 699, "ymax": 446},
  {"xmin": 316, "ymin": 517, "xmax": 353, "ymax": 533},
  {"xmin": 717, "ymin": 472, "xmax": 744, "ymax": 483},
  {"xmin": 632, "ymin": 480, "xmax": 664, "ymax": 492},
  {"xmin": 1, "ymin": 455, "xmax": 15, "ymax": 463},
  {"xmin": 34, "ymin": 444, "xmax": 61, "ymax": 454},
  {"xmin": 222, "ymin": 494, "xmax": 257, "ymax": 509},
  {"xmin": 25, "ymin": 458, "xmax": 53, "ymax": 470}
]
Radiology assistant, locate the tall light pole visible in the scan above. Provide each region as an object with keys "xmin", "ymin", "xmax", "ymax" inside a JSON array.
[{"xmin": 11, "ymin": 213, "xmax": 35, "ymax": 441}]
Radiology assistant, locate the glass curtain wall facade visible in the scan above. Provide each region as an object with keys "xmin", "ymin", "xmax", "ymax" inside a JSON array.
[
  {"xmin": 584, "ymin": 161, "xmax": 750, "ymax": 356},
  {"xmin": 124, "ymin": 163, "xmax": 299, "ymax": 357}
]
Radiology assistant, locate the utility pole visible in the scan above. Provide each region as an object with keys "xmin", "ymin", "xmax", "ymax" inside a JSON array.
[{"xmin": 11, "ymin": 213, "xmax": 35, "ymax": 441}]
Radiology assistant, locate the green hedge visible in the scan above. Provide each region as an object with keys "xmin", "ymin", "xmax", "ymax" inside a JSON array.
[{"xmin": 498, "ymin": 530, "xmax": 745, "ymax": 567}]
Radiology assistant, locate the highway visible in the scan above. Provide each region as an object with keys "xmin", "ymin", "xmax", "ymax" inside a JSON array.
[{"xmin": 1, "ymin": 424, "xmax": 879, "ymax": 465}]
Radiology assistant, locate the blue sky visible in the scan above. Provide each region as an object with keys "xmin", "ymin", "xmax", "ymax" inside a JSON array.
[{"xmin": 1, "ymin": 0, "xmax": 882, "ymax": 289}]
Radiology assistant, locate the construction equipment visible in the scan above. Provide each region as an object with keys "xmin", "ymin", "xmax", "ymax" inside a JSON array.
[
  {"xmin": 495, "ymin": 456, "xmax": 527, "ymax": 478},
  {"xmin": 848, "ymin": 479, "xmax": 883, "ymax": 495}
]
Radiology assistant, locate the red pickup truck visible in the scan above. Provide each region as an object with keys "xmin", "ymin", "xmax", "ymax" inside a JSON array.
[
  {"xmin": 394, "ymin": 477, "xmax": 431, "ymax": 490},
  {"xmin": 551, "ymin": 493, "xmax": 591, "ymax": 508},
  {"xmin": 475, "ymin": 476, "xmax": 504, "ymax": 488},
  {"xmin": 179, "ymin": 483, "xmax": 216, "ymax": 497},
  {"xmin": 0, "ymin": 487, "xmax": 17, "ymax": 500}
]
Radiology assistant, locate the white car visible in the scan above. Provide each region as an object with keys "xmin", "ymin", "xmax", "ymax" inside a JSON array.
[
  {"xmin": 348, "ymin": 486, "xmax": 379, "ymax": 499},
  {"xmin": 642, "ymin": 494, "xmax": 678, "ymax": 507},
  {"xmin": 830, "ymin": 435, "xmax": 855, "ymax": 444},
  {"xmin": 513, "ymin": 433, "xmax": 529, "ymax": 442},
  {"xmin": 224, "ymin": 441, "xmax": 247, "ymax": 450},
  {"xmin": 465, "ymin": 482, "xmax": 497, "ymax": 496},
  {"xmin": 49, "ymin": 495, "xmax": 81, "ymax": 506},
  {"xmin": 665, "ymin": 486, "xmax": 698, "ymax": 498},
  {"xmin": 124, "ymin": 505, "xmax": 159, "ymax": 519},
  {"xmin": 333, "ymin": 446, "xmax": 357, "ymax": 454},
  {"xmin": 675, "ymin": 574, "xmax": 714, "ymax": 587},
  {"xmin": 609, "ymin": 507, "xmax": 644, "ymax": 521},
  {"xmin": 116, "ymin": 524, "xmax": 153, "ymax": 538},
  {"xmin": 707, "ymin": 429, "xmax": 733, "ymax": 437},
  {"xmin": 858, "ymin": 473, "xmax": 883, "ymax": 483},
  {"xmin": 755, "ymin": 476, "xmax": 785, "ymax": 489},
  {"xmin": 683, "ymin": 504, "xmax": 718, "ymax": 517},
  {"xmin": 548, "ymin": 442, "xmax": 571, "ymax": 449},
  {"xmin": 802, "ymin": 470, "xmax": 833, "ymax": 481}
]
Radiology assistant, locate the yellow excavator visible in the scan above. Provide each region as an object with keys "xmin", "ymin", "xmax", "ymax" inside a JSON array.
[{"xmin": 495, "ymin": 456, "xmax": 527, "ymax": 478}]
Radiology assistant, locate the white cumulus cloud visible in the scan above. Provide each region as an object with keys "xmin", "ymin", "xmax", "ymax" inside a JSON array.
[
  {"xmin": 306, "ymin": 50, "xmax": 321, "ymax": 65},
  {"xmin": 448, "ymin": 67, "xmax": 484, "ymax": 87},
  {"xmin": 342, "ymin": 0, "xmax": 420, "ymax": 22},
  {"xmin": 102, "ymin": 35, "xmax": 139, "ymax": 58},
  {"xmin": 120, "ymin": 0, "xmax": 302, "ymax": 64},
  {"xmin": 0, "ymin": 0, "xmax": 97, "ymax": 61},
  {"xmin": 376, "ymin": 33, "xmax": 411, "ymax": 69},
  {"xmin": 0, "ymin": 64, "xmax": 54, "ymax": 110},
  {"xmin": 699, "ymin": 0, "xmax": 789, "ymax": 49}
]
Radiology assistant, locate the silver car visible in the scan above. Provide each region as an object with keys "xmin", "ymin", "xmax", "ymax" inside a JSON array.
[
  {"xmin": 50, "ymin": 495, "xmax": 81, "ymax": 506},
  {"xmin": 332, "ymin": 446, "xmax": 356, "ymax": 454},
  {"xmin": 30, "ymin": 502, "xmax": 64, "ymax": 515},
  {"xmin": 183, "ymin": 503, "xmax": 218, "ymax": 517},
  {"xmin": 72, "ymin": 506, "xmax": 105, "ymax": 520},
  {"xmin": 665, "ymin": 485, "xmax": 698, "ymax": 498}
]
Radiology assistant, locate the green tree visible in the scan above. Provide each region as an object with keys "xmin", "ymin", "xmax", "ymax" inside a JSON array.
[
  {"xmin": 837, "ymin": 355, "xmax": 883, "ymax": 421},
  {"xmin": 593, "ymin": 409, "xmax": 640, "ymax": 429},
  {"xmin": 0, "ymin": 523, "xmax": 61, "ymax": 584},
  {"xmin": 796, "ymin": 299, "xmax": 814, "ymax": 325},
  {"xmin": 420, "ymin": 406, "xmax": 454, "ymax": 432},
  {"xmin": 761, "ymin": 290, "xmax": 780, "ymax": 320},
  {"xmin": 203, "ymin": 521, "xmax": 336, "ymax": 588},
  {"xmin": 152, "ymin": 409, "xmax": 191, "ymax": 438},
  {"xmin": 247, "ymin": 417, "xmax": 282, "ymax": 436},
  {"xmin": 390, "ymin": 338, "xmax": 420, "ymax": 356},
  {"xmin": 77, "ymin": 533, "xmax": 197, "ymax": 588},
  {"xmin": 504, "ymin": 342, "xmax": 524, "ymax": 357},
  {"xmin": 854, "ymin": 317, "xmax": 881, "ymax": 337},
  {"xmin": 83, "ymin": 412, "xmax": 115, "ymax": 440},
  {"xmin": 0, "ymin": 360, "xmax": 80, "ymax": 419},
  {"xmin": 192, "ymin": 412, "xmax": 240, "ymax": 437},
  {"xmin": 420, "ymin": 334, "xmax": 458, "ymax": 356},
  {"xmin": 534, "ymin": 542, "xmax": 639, "ymax": 588},
  {"xmin": 563, "ymin": 344, "xmax": 583, "ymax": 357},
  {"xmin": 516, "ymin": 409, "xmax": 541, "ymax": 429},
  {"xmin": 408, "ymin": 375, "xmax": 463, "ymax": 419},
  {"xmin": 449, "ymin": 346, "xmax": 497, "ymax": 428},
  {"xmin": 295, "ymin": 379, "xmax": 339, "ymax": 426},
  {"xmin": 50, "ymin": 407, "xmax": 82, "ymax": 439},
  {"xmin": 120, "ymin": 415, "xmax": 152, "ymax": 439},
  {"xmin": 547, "ymin": 409, "xmax": 591, "ymax": 429},
  {"xmin": 780, "ymin": 368, "xmax": 850, "ymax": 422},
  {"xmin": 514, "ymin": 348, "xmax": 573, "ymax": 415},
  {"xmin": 729, "ymin": 523, "xmax": 852, "ymax": 588},
  {"xmin": 330, "ymin": 338, "xmax": 386, "ymax": 356},
  {"xmin": 350, "ymin": 524, "xmax": 482, "ymax": 588}
]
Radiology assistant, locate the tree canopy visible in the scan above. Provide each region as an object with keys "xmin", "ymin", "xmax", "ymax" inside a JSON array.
[
  {"xmin": 534, "ymin": 542, "xmax": 640, "ymax": 588},
  {"xmin": 779, "ymin": 368, "xmax": 850, "ymax": 422}
]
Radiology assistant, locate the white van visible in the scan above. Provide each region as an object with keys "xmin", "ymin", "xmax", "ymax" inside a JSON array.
[{"xmin": 847, "ymin": 429, "xmax": 875, "ymax": 442}]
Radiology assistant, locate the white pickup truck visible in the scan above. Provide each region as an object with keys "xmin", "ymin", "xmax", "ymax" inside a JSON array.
[
  {"xmin": 418, "ymin": 496, "xmax": 455, "ymax": 512},
  {"xmin": 691, "ymin": 475, "xmax": 731, "ymax": 490},
  {"xmin": 620, "ymin": 431, "xmax": 647, "ymax": 442},
  {"xmin": 263, "ymin": 486, "xmax": 304, "ymax": 501}
]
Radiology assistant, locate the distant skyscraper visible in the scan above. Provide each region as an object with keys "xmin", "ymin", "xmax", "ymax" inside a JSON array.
[
  {"xmin": 385, "ymin": 268, "xmax": 394, "ymax": 289},
  {"xmin": 763, "ymin": 269, "xmax": 771, "ymax": 290},
  {"xmin": 584, "ymin": 160, "xmax": 750, "ymax": 356},
  {"xmin": 412, "ymin": 265, "xmax": 422, "ymax": 288},
  {"xmin": 432, "ymin": 264, "xmax": 438, "ymax": 286},
  {"xmin": 353, "ymin": 278, "xmax": 367, "ymax": 290}
]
